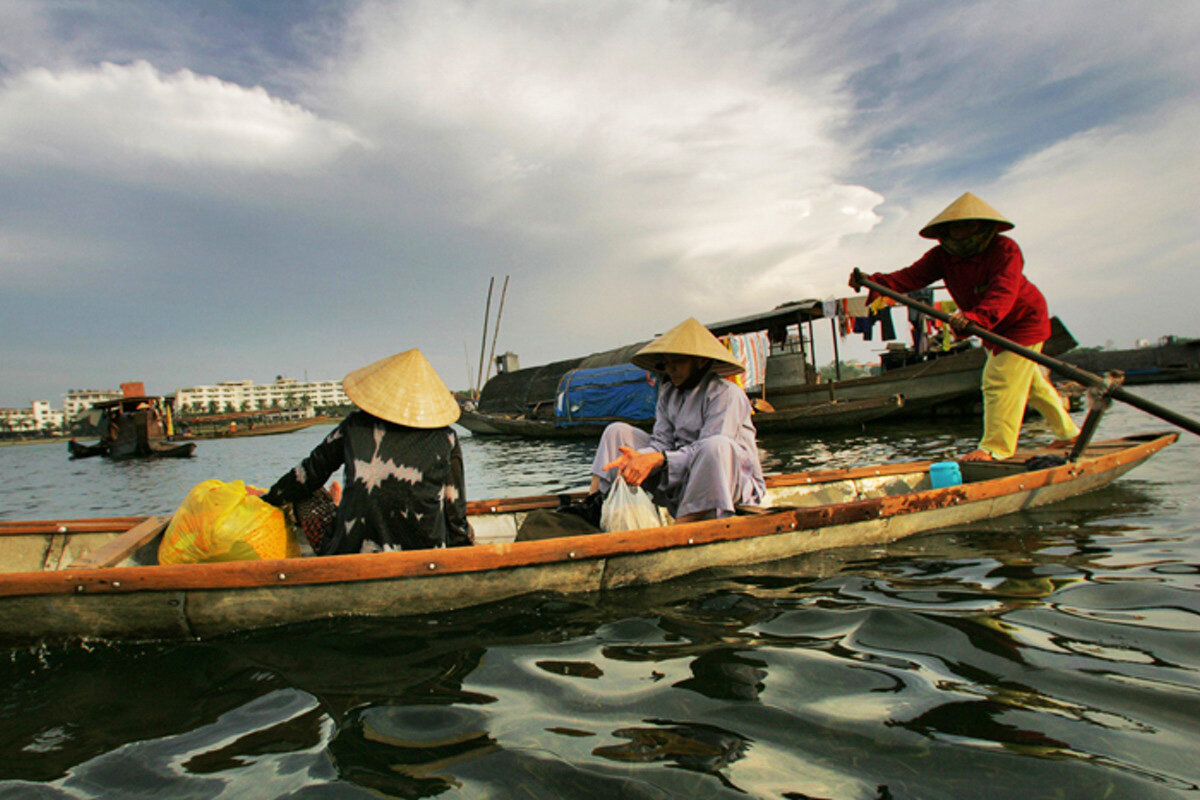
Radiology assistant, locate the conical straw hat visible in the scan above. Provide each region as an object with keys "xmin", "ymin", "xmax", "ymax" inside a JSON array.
[
  {"xmin": 342, "ymin": 349, "xmax": 460, "ymax": 428},
  {"xmin": 919, "ymin": 192, "xmax": 1014, "ymax": 239},
  {"xmin": 630, "ymin": 317, "xmax": 745, "ymax": 377}
]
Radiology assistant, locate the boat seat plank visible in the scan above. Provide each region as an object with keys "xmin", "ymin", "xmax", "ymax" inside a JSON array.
[{"xmin": 69, "ymin": 516, "xmax": 172, "ymax": 569}]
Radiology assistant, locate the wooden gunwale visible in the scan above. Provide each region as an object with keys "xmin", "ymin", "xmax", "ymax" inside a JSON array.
[
  {"xmin": 0, "ymin": 518, "xmax": 148, "ymax": 536},
  {"xmin": 0, "ymin": 433, "xmax": 1175, "ymax": 601}
]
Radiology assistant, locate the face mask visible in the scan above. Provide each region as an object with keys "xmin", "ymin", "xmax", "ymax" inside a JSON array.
[{"xmin": 939, "ymin": 223, "xmax": 997, "ymax": 257}]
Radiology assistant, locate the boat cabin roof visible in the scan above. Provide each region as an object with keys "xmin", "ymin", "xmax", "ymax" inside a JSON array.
[
  {"xmin": 706, "ymin": 299, "xmax": 825, "ymax": 336},
  {"xmin": 92, "ymin": 395, "xmax": 167, "ymax": 411}
]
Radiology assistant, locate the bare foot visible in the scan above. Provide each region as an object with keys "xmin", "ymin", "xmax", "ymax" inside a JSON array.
[
  {"xmin": 1048, "ymin": 439, "xmax": 1075, "ymax": 449},
  {"xmin": 959, "ymin": 449, "xmax": 994, "ymax": 462}
]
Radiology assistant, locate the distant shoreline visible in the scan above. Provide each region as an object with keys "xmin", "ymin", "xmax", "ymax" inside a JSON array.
[{"xmin": 0, "ymin": 436, "xmax": 70, "ymax": 448}]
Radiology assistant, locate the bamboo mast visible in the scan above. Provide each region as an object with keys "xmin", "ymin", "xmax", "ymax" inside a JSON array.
[
  {"xmin": 483, "ymin": 275, "xmax": 510, "ymax": 386},
  {"xmin": 475, "ymin": 277, "xmax": 494, "ymax": 398}
]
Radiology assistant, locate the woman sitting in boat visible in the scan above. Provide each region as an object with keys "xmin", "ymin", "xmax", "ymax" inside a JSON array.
[
  {"xmin": 852, "ymin": 192, "xmax": 1079, "ymax": 462},
  {"xmin": 256, "ymin": 349, "xmax": 473, "ymax": 553},
  {"xmin": 587, "ymin": 317, "xmax": 766, "ymax": 523}
]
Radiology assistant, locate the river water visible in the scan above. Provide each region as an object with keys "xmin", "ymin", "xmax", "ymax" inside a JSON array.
[{"xmin": 0, "ymin": 384, "xmax": 1197, "ymax": 799}]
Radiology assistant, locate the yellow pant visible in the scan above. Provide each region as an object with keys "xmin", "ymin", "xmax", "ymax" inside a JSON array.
[{"xmin": 978, "ymin": 343, "xmax": 1080, "ymax": 459}]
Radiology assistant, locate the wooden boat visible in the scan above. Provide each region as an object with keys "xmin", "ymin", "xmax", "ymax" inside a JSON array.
[
  {"xmin": 176, "ymin": 416, "xmax": 329, "ymax": 441},
  {"xmin": 1061, "ymin": 335, "xmax": 1200, "ymax": 386},
  {"xmin": 764, "ymin": 347, "xmax": 985, "ymax": 415},
  {"xmin": 469, "ymin": 301, "xmax": 1080, "ymax": 438},
  {"xmin": 460, "ymin": 395, "xmax": 906, "ymax": 438},
  {"xmin": 66, "ymin": 439, "xmax": 108, "ymax": 459},
  {"xmin": 0, "ymin": 432, "xmax": 1174, "ymax": 644},
  {"xmin": 68, "ymin": 394, "xmax": 196, "ymax": 460},
  {"xmin": 752, "ymin": 393, "xmax": 904, "ymax": 432},
  {"xmin": 458, "ymin": 409, "xmax": 648, "ymax": 438}
]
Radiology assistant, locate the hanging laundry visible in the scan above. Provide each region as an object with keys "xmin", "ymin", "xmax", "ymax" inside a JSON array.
[
  {"xmin": 934, "ymin": 300, "xmax": 959, "ymax": 350},
  {"xmin": 720, "ymin": 331, "xmax": 771, "ymax": 391},
  {"xmin": 907, "ymin": 287, "xmax": 935, "ymax": 353},
  {"xmin": 852, "ymin": 306, "xmax": 897, "ymax": 341},
  {"xmin": 843, "ymin": 296, "xmax": 870, "ymax": 318}
]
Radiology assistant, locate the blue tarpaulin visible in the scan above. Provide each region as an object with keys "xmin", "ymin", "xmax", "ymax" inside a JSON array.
[{"xmin": 555, "ymin": 365, "xmax": 658, "ymax": 425}]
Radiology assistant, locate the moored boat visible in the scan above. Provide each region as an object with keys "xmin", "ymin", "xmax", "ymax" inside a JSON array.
[
  {"xmin": 467, "ymin": 296, "xmax": 1081, "ymax": 441},
  {"xmin": 1060, "ymin": 335, "xmax": 1200, "ymax": 385},
  {"xmin": 0, "ymin": 432, "xmax": 1175, "ymax": 644},
  {"xmin": 460, "ymin": 394, "xmax": 905, "ymax": 438},
  {"xmin": 175, "ymin": 415, "xmax": 329, "ymax": 440}
]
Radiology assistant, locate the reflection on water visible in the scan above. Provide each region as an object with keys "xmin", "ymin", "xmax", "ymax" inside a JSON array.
[{"xmin": 1, "ymin": 385, "xmax": 1199, "ymax": 797}]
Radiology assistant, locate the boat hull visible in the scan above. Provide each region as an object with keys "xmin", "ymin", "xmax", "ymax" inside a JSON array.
[
  {"xmin": 0, "ymin": 433, "xmax": 1175, "ymax": 643},
  {"xmin": 457, "ymin": 409, "xmax": 641, "ymax": 438},
  {"xmin": 176, "ymin": 417, "xmax": 329, "ymax": 440},
  {"xmin": 458, "ymin": 395, "xmax": 905, "ymax": 439},
  {"xmin": 767, "ymin": 348, "xmax": 986, "ymax": 416}
]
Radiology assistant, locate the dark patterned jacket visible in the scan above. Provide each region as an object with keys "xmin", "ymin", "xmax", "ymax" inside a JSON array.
[{"xmin": 263, "ymin": 411, "xmax": 472, "ymax": 553}]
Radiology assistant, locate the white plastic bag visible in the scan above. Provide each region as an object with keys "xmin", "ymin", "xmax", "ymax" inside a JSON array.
[{"xmin": 600, "ymin": 477, "xmax": 664, "ymax": 532}]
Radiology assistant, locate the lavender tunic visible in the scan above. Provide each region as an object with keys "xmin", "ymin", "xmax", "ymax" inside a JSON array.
[{"xmin": 591, "ymin": 371, "xmax": 765, "ymax": 518}]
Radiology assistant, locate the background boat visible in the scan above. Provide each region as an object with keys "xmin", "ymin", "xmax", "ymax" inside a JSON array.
[
  {"xmin": 174, "ymin": 414, "xmax": 330, "ymax": 441},
  {"xmin": 461, "ymin": 394, "xmax": 907, "ymax": 438},
  {"xmin": 68, "ymin": 392, "xmax": 196, "ymax": 460},
  {"xmin": 464, "ymin": 296, "xmax": 1077, "ymax": 438},
  {"xmin": 1060, "ymin": 334, "xmax": 1200, "ymax": 384}
]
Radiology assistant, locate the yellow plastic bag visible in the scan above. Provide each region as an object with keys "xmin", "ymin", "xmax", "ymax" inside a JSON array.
[{"xmin": 159, "ymin": 479, "xmax": 299, "ymax": 564}]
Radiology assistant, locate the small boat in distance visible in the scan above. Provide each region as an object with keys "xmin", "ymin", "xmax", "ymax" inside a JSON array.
[
  {"xmin": 174, "ymin": 412, "xmax": 330, "ymax": 441},
  {"xmin": 68, "ymin": 390, "xmax": 195, "ymax": 460},
  {"xmin": 6, "ymin": 431, "xmax": 1175, "ymax": 644}
]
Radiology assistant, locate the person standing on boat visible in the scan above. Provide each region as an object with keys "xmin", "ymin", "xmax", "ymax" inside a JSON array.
[
  {"xmin": 257, "ymin": 349, "xmax": 473, "ymax": 553},
  {"xmin": 587, "ymin": 317, "xmax": 766, "ymax": 523},
  {"xmin": 851, "ymin": 192, "xmax": 1080, "ymax": 462}
]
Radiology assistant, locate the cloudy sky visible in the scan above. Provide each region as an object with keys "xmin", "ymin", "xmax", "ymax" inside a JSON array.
[{"xmin": 2, "ymin": 0, "xmax": 1197, "ymax": 407}]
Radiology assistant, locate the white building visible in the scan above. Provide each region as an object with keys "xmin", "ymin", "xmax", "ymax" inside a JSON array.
[
  {"xmin": 1, "ymin": 400, "xmax": 65, "ymax": 434},
  {"xmin": 63, "ymin": 389, "xmax": 122, "ymax": 422},
  {"xmin": 175, "ymin": 377, "xmax": 350, "ymax": 416}
]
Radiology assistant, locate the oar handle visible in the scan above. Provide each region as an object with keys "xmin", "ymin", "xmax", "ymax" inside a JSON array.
[{"xmin": 850, "ymin": 269, "xmax": 1200, "ymax": 437}]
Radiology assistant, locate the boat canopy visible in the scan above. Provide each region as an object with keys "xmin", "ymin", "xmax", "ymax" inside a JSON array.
[
  {"xmin": 555, "ymin": 365, "xmax": 659, "ymax": 425},
  {"xmin": 705, "ymin": 299, "xmax": 825, "ymax": 336}
]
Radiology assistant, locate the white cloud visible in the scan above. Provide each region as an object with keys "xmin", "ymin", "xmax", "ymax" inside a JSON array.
[
  {"xmin": 0, "ymin": 60, "xmax": 365, "ymax": 176},
  {"xmin": 994, "ymin": 105, "xmax": 1200, "ymax": 344},
  {"xmin": 326, "ymin": 0, "xmax": 882, "ymax": 313}
]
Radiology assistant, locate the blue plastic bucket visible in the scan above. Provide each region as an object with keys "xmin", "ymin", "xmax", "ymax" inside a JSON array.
[{"xmin": 929, "ymin": 461, "xmax": 962, "ymax": 489}]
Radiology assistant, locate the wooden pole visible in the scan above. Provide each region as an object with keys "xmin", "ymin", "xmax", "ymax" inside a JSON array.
[
  {"xmin": 830, "ymin": 317, "xmax": 842, "ymax": 381},
  {"xmin": 463, "ymin": 341, "xmax": 474, "ymax": 400},
  {"xmin": 475, "ymin": 277, "xmax": 494, "ymax": 397},
  {"xmin": 851, "ymin": 270, "xmax": 1200, "ymax": 437},
  {"xmin": 484, "ymin": 275, "xmax": 510, "ymax": 386}
]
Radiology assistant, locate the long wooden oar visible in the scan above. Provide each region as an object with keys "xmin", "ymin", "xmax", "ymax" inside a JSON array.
[{"xmin": 850, "ymin": 269, "xmax": 1200, "ymax": 437}]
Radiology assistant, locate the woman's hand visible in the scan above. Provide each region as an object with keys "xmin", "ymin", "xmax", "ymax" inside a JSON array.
[
  {"xmin": 948, "ymin": 311, "xmax": 971, "ymax": 333},
  {"xmin": 603, "ymin": 446, "xmax": 664, "ymax": 487}
]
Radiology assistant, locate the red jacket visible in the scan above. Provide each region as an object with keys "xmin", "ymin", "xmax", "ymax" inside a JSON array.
[{"xmin": 868, "ymin": 235, "xmax": 1050, "ymax": 352}]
